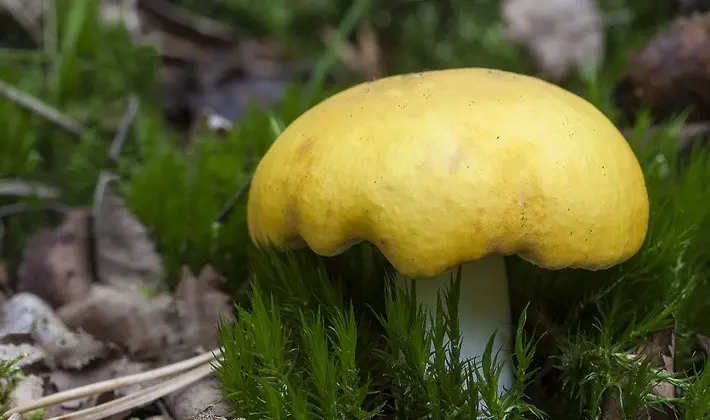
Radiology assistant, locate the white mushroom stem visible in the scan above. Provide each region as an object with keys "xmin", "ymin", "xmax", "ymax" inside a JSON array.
[{"xmin": 396, "ymin": 254, "xmax": 513, "ymax": 395}]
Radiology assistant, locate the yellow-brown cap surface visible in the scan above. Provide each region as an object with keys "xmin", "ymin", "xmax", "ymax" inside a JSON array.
[{"xmin": 247, "ymin": 68, "xmax": 649, "ymax": 278}]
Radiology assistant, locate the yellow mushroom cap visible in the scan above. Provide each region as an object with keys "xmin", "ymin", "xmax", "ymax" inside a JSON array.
[{"xmin": 247, "ymin": 68, "xmax": 650, "ymax": 278}]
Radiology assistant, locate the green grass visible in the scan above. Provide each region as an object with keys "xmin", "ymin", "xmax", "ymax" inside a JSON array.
[{"xmin": 2, "ymin": 0, "xmax": 710, "ymax": 418}]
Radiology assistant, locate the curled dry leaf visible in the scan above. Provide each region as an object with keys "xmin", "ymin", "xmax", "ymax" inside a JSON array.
[
  {"xmin": 9, "ymin": 374, "xmax": 44, "ymax": 411},
  {"xmin": 16, "ymin": 209, "xmax": 93, "ymax": 309},
  {"xmin": 94, "ymin": 189, "xmax": 165, "ymax": 293},
  {"xmin": 501, "ymin": 0, "xmax": 604, "ymax": 81},
  {"xmin": 614, "ymin": 12, "xmax": 710, "ymax": 123},
  {"xmin": 174, "ymin": 265, "xmax": 234, "ymax": 351},
  {"xmin": 58, "ymin": 284, "xmax": 179, "ymax": 359}
]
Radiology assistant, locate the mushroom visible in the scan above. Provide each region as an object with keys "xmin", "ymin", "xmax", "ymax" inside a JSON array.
[{"xmin": 246, "ymin": 68, "xmax": 650, "ymax": 394}]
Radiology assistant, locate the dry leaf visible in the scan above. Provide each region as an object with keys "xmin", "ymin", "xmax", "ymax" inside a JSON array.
[
  {"xmin": 9, "ymin": 374, "xmax": 44, "ymax": 409},
  {"xmin": 0, "ymin": 293, "xmax": 111, "ymax": 370},
  {"xmin": 0, "ymin": 0, "xmax": 43, "ymax": 40},
  {"xmin": 174, "ymin": 266, "xmax": 233, "ymax": 351},
  {"xmin": 614, "ymin": 12, "xmax": 710, "ymax": 123},
  {"xmin": 164, "ymin": 378, "xmax": 228, "ymax": 420},
  {"xmin": 198, "ymin": 77, "xmax": 290, "ymax": 133},
  {"xmin": 0, "ymin": 343, "xmax": 46, "ymax": 369},
  {"xmin": 1, "ymin": 293, "xmax": 74, "ymax": 344},
  {"xmin": 189, "ymin": 406, "xmax": 229, "ymax": 420},
  {"xmin": 94, "ymin": 189, "xmax": 165, "ymax": 293},
  {"xmin": 16, "ymin": 210, "xmax": 93, "ymax": 308},
  {"xmin": 501, "ymin": 0, "xmax": 604, "ymax": 81},
  {"xmin": 42, "ymin": 330, "xmax": 113, "ymax": 370},
  {"xmin": 602, "ymin": 329, "xmax": 677, "ymax": 420},
  {"xmin": 58, "ymin": 284, "xmax": 178, "ymax": 359},
  {"xmin": 321, "ymin": 21, "xmax": 385, "ymax": 81}
]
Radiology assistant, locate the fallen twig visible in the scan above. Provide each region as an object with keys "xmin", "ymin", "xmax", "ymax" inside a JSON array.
[
  {"xmin": 214, "ymin": 173, "xmax": 253, "ymax": 224},
  {"xmin": 0, "ymin": 79, "xmax": 85, "ymax": 137},
  {"xmin": 46, "ymin": 363, "xmax": 214, "ymax": 420},
  {"xmin": 4, "ymin": 349, "xmax": 219, "ymax": 418},
  {"xmin": 0, "ymin": 179, "xmax": 60, "ymax": 198},
  {"xmin": 108, "ymin": 95, "xmax": 140, "ymax": 164},
  {"xmin": 0, "ymin": 200, "xmax": 71, "ymax": 218}
]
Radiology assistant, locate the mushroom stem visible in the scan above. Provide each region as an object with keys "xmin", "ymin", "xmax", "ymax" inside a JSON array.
[{"xmin": 396, "ymin": 254, "xmax": 513, "ymax": 394}]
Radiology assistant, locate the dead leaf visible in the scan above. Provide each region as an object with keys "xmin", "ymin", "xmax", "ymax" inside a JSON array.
[
  {"xmin": 614, "ymin": 12, "xmax": 710, "ymax": 124},
  {"xmin": 42, "ymin": 330, "xmax": 114, "ymax": 370},
  {"xmin": 9, "ymin": 374, "xmax": 44, "ymax": 410},
  {"xmin": 1, "ymin": 293, "xmax": 74, "ymax": 344},
  {"xmin": 197, "ymin": 77, "xmax": 290, "ymax": 133},
  {"xmin": 174, "ymin": 266, "xmax": 234, "ymax": 351},
  {"xmin": 58, "ymin": 284, "xmax": 178, "ymax": 359},
  {"xmin": 0, "ymin": 343, "xmax": 47, "ymax": 369},
  {"xmin": 602, "ymin": 329, "xmax": 677, "ymax": 420},
  {"xmin": 7, "ymin": 413, "xmax": 23, "ymax": 420},
  {"xmin": 0, "ymin": 0, "xmax": 43, "ymax": 40},
  {"xmin": 16, "ymin": 209, "xmax": 93, "ymax": 308},
  {"xmin": 93, "ymin": 188, "xmax": 165, "ymax": 293},
  {"xmin": 0, "ymin": 293, "xmax": 111, "ymax": 369},
  {"xmin": 188, "ymin": 406, "xmax": 229, "ymax": 420},
  {"xmin": 164, "ymin": 378, "xmax": 228, "ymax": 420},
  {"xmin": 640, "ymin": 329, "xmax": 676, "ymax": 400},
  {"xmin": 321, "ymin": 21, "xmax": 385, "ymax": 81},
  {"xmin": 501, "ymin": 0, "xmax": 604, "ymax": 81}
]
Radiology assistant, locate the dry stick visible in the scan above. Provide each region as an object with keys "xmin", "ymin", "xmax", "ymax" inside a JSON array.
[
  {"xmin": 108, "ymin": 95, "xmax": 140, "ymax": 164},
  {"xmin": 46, "ymin": 363, "xmax": 214, "ymax": 420},
  {"xmin": 0, "ymin": 79, "xmax": 85, "ymax": 137},
  {"xmin": 214, "ymin": 173, "xmax": 254, "ymax": 224},
  {"xmin": 0, "ymin": 179, "xmax": 60, "ymax": 198},
  {"xmin": 4, "ymin": 349, "xmax": 219, "ymax": 418}
]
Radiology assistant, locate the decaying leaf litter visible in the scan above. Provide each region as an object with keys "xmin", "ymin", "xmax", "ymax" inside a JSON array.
[
  {"xmin": 2, "ymin": 0, "xmax": 710, "ymax": 418},
  {"xmin": 0, "ymin": 1, "xmax": 247, "ymax": 417}
]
